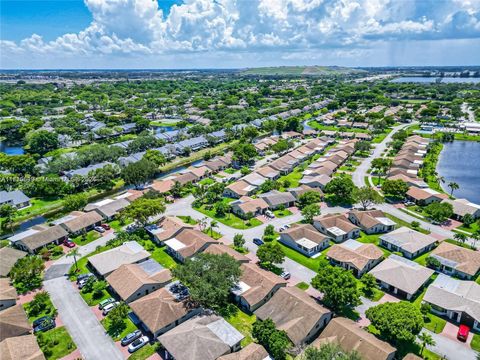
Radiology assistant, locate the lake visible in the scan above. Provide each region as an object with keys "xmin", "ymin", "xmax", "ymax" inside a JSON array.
[
  {"xmin": 437, "ymin": 141, "xmax": 480, "ymax": 204},
  {"xmin": 391, "ymin": 77, "xmax": 480, "ymax": 84}
]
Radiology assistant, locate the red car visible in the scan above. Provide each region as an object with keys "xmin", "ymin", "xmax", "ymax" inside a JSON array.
[
  {"xmin": 457, "ymin": 324, "xmax": 470, "ymax": 342},
  {"xmin": 63, "ymin": 239, "xmax": 76, "ymax": 248},
  {"xmin": 101, "ymin": 223, "xmax": 111, "ymax": 230}
]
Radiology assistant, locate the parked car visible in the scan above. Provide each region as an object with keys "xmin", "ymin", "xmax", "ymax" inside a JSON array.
[
  {"xmin": 253, "ymin": 238, "xmax": 264, "ymax": 246},
  {"xmin": 98, "ymin": 298, "xmax": 115, "ymax": 310},
  {"xmin": 128, "ymin": 336, "xmax": 149, "ymax": 353},
  {"xmin": 78, "ymin": 277, "xmax": 93, "ymax": 289},
  {"xmin": 457, "ymin": 324, "xmax": 470, "ymax": 342},
  {"xmin": 283, "ymin": 224, "xmax": 290, "ymax": 229},
  {"xmin": 281, "ymin": 271, "xmax": 291, "ymax": 280},
  {"xmin": 102, "ymin": 301, "xmax": 120, "ymax": 316},
  {"xmin": 279, "ymin": 226, "xmax": 286, "ymax": 232},
  {"xmin": 63, "ymin": 239, "xmax": 76, "ymax": 248},
  {"xmin": 265, "ymin": 210, "xmax": 275, "ymax": 218},
  {"xmin": 33, "ymin": 316, "xmax": 55, "ymax": 333},
  {"xmin": 126, "ymin": 224, "xmax": 139, "ymax": 233},
  {"xmin": 101, "ymin": 223, "xmax": 111, "ymax": 230},
  {"xmin": 94, "ymin": 226, "xmax": 105, "ymax": 233},
  {"xmin": 121, "ymin": 330, "xmax": 142, "ymax": 346},
  {"xmin": 76, "ymin": 273, "xmax": 94, "ymax": 284}
]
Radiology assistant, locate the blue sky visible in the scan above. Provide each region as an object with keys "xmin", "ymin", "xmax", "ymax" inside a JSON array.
[{"xmin": 1, "ymin": 0, "xmax": 479, "ymax": 69}]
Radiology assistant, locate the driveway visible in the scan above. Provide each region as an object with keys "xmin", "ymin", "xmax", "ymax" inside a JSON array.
[
  {"xmin": 422, "ymin": 329, "xmax": 477, "ymax": 360},
  {"xmin": 44, "ymin": 277, "xmax": 123, "ymax": 360}
]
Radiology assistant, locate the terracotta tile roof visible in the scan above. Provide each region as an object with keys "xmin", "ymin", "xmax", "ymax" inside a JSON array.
[
  {"xmin": 431, "ymin": 242, "xmax": 480, "ymax": 277},
  {"xmin": 151, "ymin": 179, "xmax": 175, "ymax": 193},
  {"xmin": 217, "ymin": 343, "xmax": 269, "ymax": 360},
  {"xmin": 314, "ymin": 214, "xmax": 359, "ymax": 234},
  {"xmin": 18, "ymin": 225, "xmax": 68, "ymax": 251},
  {"xmin": 203, "ymin": 244, "xmax": 250, "ymax": 263},
  {"xmin": 0, "ymin": 304, "xmax": 30, "ymax": 341},
  {"xmin": 0, "ymin": 248, "xmax": 27, "ymax": 277},
  {"xmin": 170, "ymin": 229, "xmax": 217, "ymax": 259},
  {"xmin": 0, "ymin": 334, "xmax": 45, "ymax": 360},
  {"xmin": 282, "ymin": 224, "xmax": 330, "ymax": 245},
  {"xmin": 327, "ymin": 240, "xmax": 384, "ymax": 272},
  {"xmin": 348, "ymin": 210, "xmax": 389, "ymax": 230},
  {"xmin": 0, "ymin": 278, "xmax": 17, "ymax": 302}
]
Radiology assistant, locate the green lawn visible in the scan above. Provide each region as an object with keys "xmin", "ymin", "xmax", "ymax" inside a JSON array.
[
  {"xmin": 128, "ymin": 343, "xmax": 160, "ymax": 360},
  {"xmin": 307, "ymin": 121, "xmax": 370, "ymax": 133},
  {"xmin": 423, "ymin": 313, "xmax": 447, "ymax": 334},
  {"xmin": 224, "ymin": 306, "xmax": 256, "ymax": 347},
  {"xmin": 177, "ymin": 215, "xmax": 199, "ymax": 225},
  {"xmin": 199, "ymin": 178, "xmax": 215, "ymax": 186},
  {"xmin": 102, "ymin": 316, "xmax": 138, "ymax": 341},
  {"xmin": 278, "ymin": 168, "xmax": 304, "ymax": 188},
  {"xmin": 223, "ymin": 168, "xmax": 236, "ymax": 174},
  {"xmin": 202, "ymin": 228, "xmax": 223, "ymax": 240},
  {"xmin": 24, "ymin": 298, "xmax": 57, "ymax": 323},
  {"xmin": 296, "ymin": 282, "xmax": 309, "ymax": 290},
  {"xmin": 455, "ymin": 222, "xmax": 479, "ymax": 234},
  {"xmin": 273, "ymin": 239, "xmax": 329, "ymax": 272},
  {"xmin": 194, "ymin": 202, "xmax": 262, "ymax": 229},
  {"xmin": 273, "ymin": 209, "xmax": 293, "ymax": 218},
  {"xmin": 471, "ymin": 333, "xmax": 480, "ymax": 352},
  {"xmin": 80, "ymin": 288, "xmax": 112, "ymax": 306},
  {"xmin": 36, "ymin": 327, "xmax": 77, "ymax": 360},
  {"xmin": 72, "ymin": 230, "xmax": 101, "ymax": 246},
  {"xmin": 150, "ymin": 244, "xmax": 178, "ymax": 269}
]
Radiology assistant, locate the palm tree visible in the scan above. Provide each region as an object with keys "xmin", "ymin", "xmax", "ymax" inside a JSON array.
[
  {"xmin": 418, "ymin": 332, "xmax": 435, "ymax": 355},
  {"xmin": 448, "ymin": 182, "xmax": 459, "ymax": 197},
  {"xmin": 209, "ymin": 220, "xmax": 218, "ymax": 237},
  {"xmin": 67, "ymin": 248, "xmax": 80, "ymax": 272},
  {"xmin": 453, "ymin": 232, "xmax": 468, "ymax": 244}
]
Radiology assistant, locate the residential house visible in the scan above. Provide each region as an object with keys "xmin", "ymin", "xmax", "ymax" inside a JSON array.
[
  {"xmin": 327, "ymin": 240, "xmax": 384, "ymax": 277},
  {"xmin": 186, "ymin": 166, "xmax": 211, "ymax": 180},
  {"xmin": 0, "ymin": 279, "xmax": 17, "ymax": 311},
  {"xmin": 204, "ymin": 243, "xmax": 250, "ymax": 263},
  {"xmin": 13, "ymin": 225, "xmax": 68, "ymax": 254},
  {"xmin": 151, "ymin": 179, "xmax": 175, "ymax": 194},
  {"xmin": 230, "ymin": 197, "xmax": 269, "ymax": 219},
  {"xmin": 88, "ymin": 241, "xmax": 151, "ymax": 277},
  {"xmin": 269, "ymin": 158, "xmax": 294, "ymax": 175},
  {"xmin": 299, "ymin": 174, "xmax": 332, "ymax": 190},
  {"xmin": 217, "ymin": 343, "xmax": 271, "ymax": 360},
  {"xmin": 255, "ymin": 286, "xmax": 332, "ymax": 345},
  {"xmin": 258, "ymin": 190, "xmax": 296, "ymax": 210},
  {"xmin": 369, "ymin": 254, "xmax": 434, "ymax": 300},
  {"xmin": 347, "ymin": 210, "xmax": 396, "ymax": 234},
  {"xmin": 288, "ymin": 185, "xmax": 323, "ymax": 201},
  {"xmin": 146, "ymin": 216, "xmax": 193, "ymax": 245},
  {"xmin": 224, "ymin": 181, "xmax": 257, "ymax": 199},
  {"xmin": 0, "ymin": 335, "xmax": 45, "ymax": 360},
  {"xmin": 0, "ymin": 304, "xmax": 30, "ymax": 341},
  {"xmin": 173, "ymin": 172, "xmax": 199, "ymax": 186},
  {"xmin": 158, "ymin": 315, "xmax": 244, "ymax": 360},
  {"xmin": 232, "ymin": 263, "xmax": 287, "ymax": 312},
  {"xmin": 55, "ymin": 211, "xmax": 103, "ymax": 236},
  {"xmin": 386, "ymin": 174, "xmax": 428, "ymax": 188},
  {"xmin": 255, "ymin": 166, "xmax": 280, "ymax": 181},
  {"xmin": 106, "ymin": 260, "xmax": 172, "ymax": 303},
  {"xmin": 0, "ymin": 247, "xmax": 27, "ymax": 277},
  {"xmin": 64, "ymin": 162, "xmax": 115, "ymax": 179},
  {"xmin": 379, "ymin": 227, "xmax": 437, "ymax": 259},
  {"xmin": 441, "ymin": 198, "xmax": 480, "ymax": 220},
  {"xmin": 130, "ymin": 286, "xmax": 200, "ymax": 338},
  {"xmin": 84, "ymin": 198, "xmax": 131, "ymax": 220},
  {"xmin": 0, "ymin": 190, "xmax": 30, "ymax": 209},
  {"xmin": 429, "ymin": 242, "xmax": 480, "ymax": 279},
  {"xmin": 406, "ymin": 187, "xmax": 448, "ymax": 205},
  {"xmin": 313, "ymin": 214, "xmax": 360, "ymax": 242},
  {"xmin": 313, "ymin": 317, "xmax": 396, "ymax": 360},
  {"xmin": 164, "ymin": 229, "xmax": 216, "ymax": 263},
  {"xmin": 423, "ymin": 274, "xmax": 480, "ymax": 331},
  {"xmin": 241, "ymin": 172, "xmax": 267, "ymax": 187},
  {"xmin": 279, "ymin": 224, "xmax": 330, "ymax": 257}
]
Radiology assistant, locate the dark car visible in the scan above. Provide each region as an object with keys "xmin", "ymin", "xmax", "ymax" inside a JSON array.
[
  {"xmin": 76, "ymin": 273, "xmax": 94, "ymax": 284},
  {"xmin": 101, "ymin": 223, "xmax": 111, "ymax": 230},
  {"xmin": 253, "ymin": 238, "xmax": 264, "ymax": 246},
  {"xmin": 63, "ymin": 239, "xmax": 76, "ymax": 248},
  {"xmin": 33, "ymin": 317, "xmax": 55, "ymax": 333},
  {"xmin": 121, "ymin": 330, "xmax": 142, "ymax": 346}
]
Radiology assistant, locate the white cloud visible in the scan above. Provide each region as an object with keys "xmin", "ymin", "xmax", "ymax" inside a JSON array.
[{"xmin": 1, "ymin": 0, "xmax": 479, "ymax": 68}]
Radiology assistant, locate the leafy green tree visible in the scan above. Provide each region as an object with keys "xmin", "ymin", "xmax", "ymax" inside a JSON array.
[
  {"xmin": 233, "ymin": 234, "xmax": 245, "ymax": 249},
  {"xmin": 26, "ymin": 130, "xmax": 59, "ymax": 155},
  {"xmin": 424, "ymin": 202, "xmax": 453, "ymax": 223},
  {"xmin": 298, "ymin": 191, "xmax": 322, "ymax": 209},
  {"xmin": 324, "ymin": 175, "xmax": 357, "ymax": 204},
  {"xmin": 92, "ymin": 280, "xmax": 107, "ymax": 299},
  {"xmin": 365, "ymin": 301, "xmax": 424, "ymax": 344},
  {"xmin": 462, "ymin": 214, "xmax": 475, "ymax": 228},
  {"xmin": 257, "ymin": 243, "xmax": 284, "ymax": 266},
  {"xmin": 10, "ymin": 256, "xmax": 45, "ymax": 292},
  {"xmin": 143, "ymin": 149, "xmax": 167, "ymax": 166},
  {"xmin": 301, "ymin": 203, "xmax": 321, "ymax": 224},
  {"xmin": 354, "ymin": 140, "xmax": 371, "ymax": 153},
  {"xmin": 371, "ymin": 158, "xmax": 391, "ymax": 183},
  {"xmin": 0, "ymin": 204, "xmax": 17, "ymax": 234},
  {"xmin": 302, "ymin": 343, "xmax": 361, "ymax": 360},
  {"xmin": 120, "ymin": 197, "xmax": 165, "ymax": 226},
  {"xmin": 63, "ymin": 193, "xmax": 88, "ymax": 212},
  {"xmin": 233, "ymin": 143, "xmax": 257, "ymax": 165},
  {"xmin": 264, "ymin": 224, "xmax": 275, "ymax": 236},
  {"xmin": 425, "ymin": 256, "xmax": 441, "ymax": 269},
  {"xmin": 172, "ymin": 253, "xmax": 241, "ymax": 310},
  {"xmin": 106, "ymin": 302, "xmax": 130, "ymax": 336},
  {"xmin": 453, "ymin": 232, "xmax": 468, "ymax": 244},
  {"xmin": 252, "ymin": 319, "xmax": 291, "ymax": 360},
  {"xmin": 360, "ymin": 273, "xmax": 378, "ymax": 298},
  {"xmin": 381, "ymin": 179, "xmax": 408, "ymax": 198},
  {"xmin": 311, "ymin": 265, "xmax": 360, "ymax": 311},
  {"xmin": 121, "ymin": 159, "xmax": 157, "ymax": 189},
  {"xmin": 354, "ymin": 186, "xmax": 383, "ymax": 210},
  {"xmin": 411, "ymin": 221, "xmax": 421, "ymax": 229}
]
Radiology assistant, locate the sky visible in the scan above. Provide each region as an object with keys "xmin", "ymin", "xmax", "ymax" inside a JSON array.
[{"xmin": 1, "ymin": 0, "xmax": 480, "ymax": 69}]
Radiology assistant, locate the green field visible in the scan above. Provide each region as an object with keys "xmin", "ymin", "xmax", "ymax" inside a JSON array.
[{"xmin": 36, "ymin": 327, "xmax": 77, "ymax": 360}]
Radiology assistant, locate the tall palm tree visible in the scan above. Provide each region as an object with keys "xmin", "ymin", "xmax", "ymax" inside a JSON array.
[
  {"xmin": 418, "ymin": 332, "xmax": 435, "ymax": 355},
  {"xmin": 67, "ymin": 248, "xmax": 80, "ymax": 272},
  {"xmin": 453, "ymin": 232, "xmax": 468, "ymax": 244},
  {"xmin": 209, "ymin": 220, "xmax": 218, "ymax": 237},
  {"xmin": 448, "ymin": 182, "xmax": 459, "ymax": 197}
]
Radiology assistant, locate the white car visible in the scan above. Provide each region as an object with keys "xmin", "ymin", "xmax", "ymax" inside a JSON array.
[
  {"xmin": 102, "ymin": 301, "xmax": 120, "ymax": 316},
  {"xmin": 128, "ymin": 336, "xmax": 149, "ymax": 353}
]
